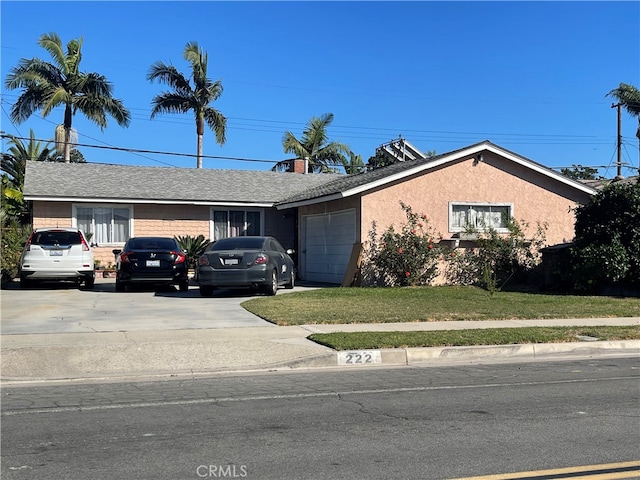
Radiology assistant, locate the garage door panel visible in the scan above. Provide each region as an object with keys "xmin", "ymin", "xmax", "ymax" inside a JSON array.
[{"xmin": 303, "ymin": 210, "xmax": 356, "ymax": 284}]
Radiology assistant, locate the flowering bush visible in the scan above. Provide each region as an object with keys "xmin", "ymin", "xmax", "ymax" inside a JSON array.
[{"xmin": 363, "ymin": 202, "xmax": 447, "ymax": 286}]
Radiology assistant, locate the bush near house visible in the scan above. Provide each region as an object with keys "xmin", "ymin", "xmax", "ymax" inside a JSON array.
[
  {"xmin": 363, "ymin": 201, "xmax": 547, "ymax": 292},
  {"xmin": 445, "ymin": 220, "xmax": 547, "ymax": 293},
  {"xmin": 364, "ymin": 202, "xmax": 447, "ymax": 286},
  {"xmin": 1, "ymin": 219, "xmax": 30, "ymax": 286},
  {"xmin": 571, "ymin": 180, "xmax": 640, "ymax": 293}
]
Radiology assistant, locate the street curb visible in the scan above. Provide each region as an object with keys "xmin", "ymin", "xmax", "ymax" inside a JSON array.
[
  {"xmin": 2, "ymin": 340, "xmax": 638, "ymax": 384},
  {"xmin": 279, "ymin": 340, "xmax": 640, "ymax": 370}
]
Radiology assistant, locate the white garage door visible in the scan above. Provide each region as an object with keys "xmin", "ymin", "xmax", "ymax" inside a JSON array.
[{"xmin": 302, "ymin": 209, "xmax": 356, "ymax": 284}]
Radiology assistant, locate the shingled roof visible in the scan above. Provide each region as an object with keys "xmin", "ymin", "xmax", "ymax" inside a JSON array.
[
  {"xmin": 275, "ymin": 140, "xmax": 597, "ymax": 208},
  {"xmin": 22, "ymin": 140, "xmax": 599, "ymax": 208},
  {"xmin": 23, "ymin": 162, "xmax": 337, "ymax": 205}
]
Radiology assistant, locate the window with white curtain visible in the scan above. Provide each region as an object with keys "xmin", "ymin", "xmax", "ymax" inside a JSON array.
[
  {"xmin": 212, "ymin": 209, "xmax": 262, "ymax": 240},
  {"xmin": 449, "ymin": 202, "xmax": 512, "ymax": 233},
  {"xmin": 75, "ymin": 205, "xmax": 131, "ymax": 244}
]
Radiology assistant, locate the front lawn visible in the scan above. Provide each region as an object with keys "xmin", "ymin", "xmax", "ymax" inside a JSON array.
[
  {"xmin": 308, "ymin": 326, "xmax": 640, "ymax": 351},
  {"xmin": 241, "ymin": 286, "xmax": 640, "ymax": 326}
]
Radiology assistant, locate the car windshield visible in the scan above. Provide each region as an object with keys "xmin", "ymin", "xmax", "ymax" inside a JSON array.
[
  {"xmin": 32, "ymin": 231, "xmax": 81, "ymax": 246},
  {"xmin": 127, "ymin": 238, "xmax": 177, "ymax": 250},
  {"xmin": 210, "ymin": 237, "xmax": 266, "ymax": 251}
]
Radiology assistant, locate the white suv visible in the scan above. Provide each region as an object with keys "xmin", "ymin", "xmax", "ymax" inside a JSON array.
[{"xmin": 19, "ymin": 228, "xmax": 95, "ymax": 289}]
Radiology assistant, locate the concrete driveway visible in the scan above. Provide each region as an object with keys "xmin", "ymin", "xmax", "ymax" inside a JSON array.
[{"xmin": 0, "ymin": 278, "xmax": 306, "ymax": 335}]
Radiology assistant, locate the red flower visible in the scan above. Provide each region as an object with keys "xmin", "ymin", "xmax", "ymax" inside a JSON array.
[
  {"xmin": 405, "ymin": 271, "xmax": 410, "ymax": 277},
  {"xmin": 428, "ymin": 244, "xmax": 433, "ymax": 249},
  {"xmin": 412, "ymin": 229, "xmax": 417, "ymax": 234},
  {"xmin": 421, "ymin": 214, "xmax": 427, "ymax": 220},
  {"xmin": 398, "ymin": 248, "xmax": 403, "ymax": 254},
  {"xmin": 417, "ymin": 223, "xmax": 423, "ymax": 228}
]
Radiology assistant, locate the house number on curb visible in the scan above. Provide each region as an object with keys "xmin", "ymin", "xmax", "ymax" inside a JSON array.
[{"xmin": 337, "ymin": 350, "xmax": 382, "ymax": 365}]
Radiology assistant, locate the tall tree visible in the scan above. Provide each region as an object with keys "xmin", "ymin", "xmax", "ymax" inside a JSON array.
[
  {"xmin": 4, "ymin": 32, "xmax": 131, "ymax": 162},
  {"xmin": 1, "ymin": 130, "xmax": 55, "ymax": 223},
  {"xmin": 148, "ymin": 42, "xmax": 227, "ymax": 169},
  {"xmin": 342, "ymin": 150, "xmax": 365, "ymax": 174},
  {"xmin": 560, "ymin": 164, "xmax": 602, "ymax": 180},
  {"xmin": 607, "ymin": 82, "xmax": 640, "ymax": 165},
  {"xmin": 280, "ymin": 113, "xmax": 349, "ymax": 173}
]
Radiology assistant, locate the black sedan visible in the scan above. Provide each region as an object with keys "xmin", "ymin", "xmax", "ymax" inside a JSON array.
[
  {"xmin": 197, "ymin": 236, "xmax": 295, "ymax": 296},
  {"xmin": 113, "ymin": 237, "xmax": 189, "ymax": 292}
]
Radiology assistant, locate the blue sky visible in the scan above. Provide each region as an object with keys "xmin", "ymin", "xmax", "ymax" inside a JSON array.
[{"xmin": 1, "ymin": 1, "xmax": 639, "ymax": 177}]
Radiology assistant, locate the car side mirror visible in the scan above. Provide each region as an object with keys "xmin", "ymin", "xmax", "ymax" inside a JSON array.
[
  {"xmin": 112, "ymin": 249, "xmax": 122, "ymax": 255},
  {"xmin": 91, "ymin": 242, "xmax": 99, "ymax": 248}
]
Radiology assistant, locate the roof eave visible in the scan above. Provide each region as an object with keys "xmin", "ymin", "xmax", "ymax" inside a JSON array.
[{"xmin": 24, "ymin": 195, "xmax": 274, "ymax": 207}]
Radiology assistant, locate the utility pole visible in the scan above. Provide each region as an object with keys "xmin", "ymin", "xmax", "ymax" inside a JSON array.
[{"xmin": 612, "ymin": 103, "xmax": 624, "ymax": 179}]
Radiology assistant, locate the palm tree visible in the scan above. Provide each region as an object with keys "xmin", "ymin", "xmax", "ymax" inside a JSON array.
[
  {"xmin": 148, "ymin": 42, "xmax": 227, "ymax": 169},
  {"xmin": 1, "ymin": 130, "xmax": 55, "ymax": 223},
  {"xmin": 342, "ymin": 150, "xmax": 365, "ymax": 174},
  {"xmin": 280, "ymin": 113, "xmax": 349, "ymax": 173},
  {"xmin": 4, "ymin": 32, "xmax": 131, "ymax": 162},
  {"xmin": 607, "ymin": 82, "xmax": 640, "ymax": 164}
]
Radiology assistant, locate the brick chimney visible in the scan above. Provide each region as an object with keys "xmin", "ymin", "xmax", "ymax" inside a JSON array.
[{"xmin": 293, "ymin": 158, "xmax": 307, "ymax": 174}]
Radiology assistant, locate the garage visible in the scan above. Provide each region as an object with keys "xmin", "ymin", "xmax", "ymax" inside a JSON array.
[{"xmin": 301, "ymin": 209, "xmax": 356, "ymax": 284}]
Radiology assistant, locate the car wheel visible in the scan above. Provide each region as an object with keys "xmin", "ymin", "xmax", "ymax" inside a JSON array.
[
  {"xmin": 83, "ymin": 276, "xmax": 95, "ymax": 289},
  {"xmin": 284, "ymin": 270, "xmax": 295, "ymax": 289},
  {"xmin": 179, "ymin": 280, "xmax": 189, "ymax": 292},
  {"xmin": 199, "ymin": 285, "xmax": 214, "ymax": 297},
  {"xmin": 264, "ymin": 269, "xmax": 278, "ymax": 296},
  {"xmin": 115, "ymin": 279, "xmax": 126, "ymax": 292}
]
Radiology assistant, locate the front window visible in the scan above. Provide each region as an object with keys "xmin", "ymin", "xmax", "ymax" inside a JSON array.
[
  {"xmin": 75, "ymin": 206, "xmax": 131, "ymax": 244},
  {"xmin": 449, "ymin": 202, "xmax": 513, "ymax": 233},
  {"xmin": 212, "ymin": 209, "xmax": 262, "ymax": 240}
]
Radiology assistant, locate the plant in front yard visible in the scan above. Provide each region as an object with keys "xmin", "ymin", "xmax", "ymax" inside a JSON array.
[
  {"xmin": 175, "ymin": 234, "xmax": 211, "ymax": 270},
  {"xmin": 1, "ymin": 216, "xmax": 31, "ymax": 286},
  {"xmin": 445, "ymin": 219, "xmax": 547, "ymax": 293},
  {"xmin": 363, "ymin": 201, "xmax": 447, "ymax": 286}
]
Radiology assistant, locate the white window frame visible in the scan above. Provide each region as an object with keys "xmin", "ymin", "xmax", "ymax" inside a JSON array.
[
  {"xmin": 209, "ymin": 208, "xmax": 264, "ymax": 241},
  {"xmin": 448, "ymin": 202, "xmax": 514, "ymax": 233},
  {"xmin": 72, "ymin": 203, "xmax": 133, "ymax": 246}
]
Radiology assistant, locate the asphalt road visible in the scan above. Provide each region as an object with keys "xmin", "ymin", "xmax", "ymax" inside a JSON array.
[{"xmin": 2, "ymin": 358, "xmax": 639, "ymax": 480}]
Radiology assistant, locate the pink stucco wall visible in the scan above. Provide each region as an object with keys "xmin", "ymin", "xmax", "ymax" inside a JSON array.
[{"xmin": 360, "ymin": 152, "xmax": 591, "ymax": 247}]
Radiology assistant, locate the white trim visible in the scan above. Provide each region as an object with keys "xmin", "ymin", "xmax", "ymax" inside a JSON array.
[
  {"xmin": 25, "ymin": 196, "xmax": 273, "ymax": 208},
  {"xmin": 448, "ymin": 201, "xmax": 514, "ymax": 233},
  {"xmin": 72, "ymin": 203, "xmax": 133, "ymax": 247}
]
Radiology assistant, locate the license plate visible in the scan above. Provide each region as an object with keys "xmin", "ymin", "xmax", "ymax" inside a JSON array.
[
  {"xmin": 224, "ymin": 258, "xmax": 239, "ymax": 265},
  {"xmin": 146, "ymin": 260, "xmax": 160, "ymax": 267},
  {"xmin": 50, "ymin": 250, "xmax": 63, "ymax": 256}
]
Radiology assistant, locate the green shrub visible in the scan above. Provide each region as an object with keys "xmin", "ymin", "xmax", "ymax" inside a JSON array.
[
  {"xmin": 364, "ymin": 202, "xmax": 447, "ymax": 286},
  {"xmin": 571, "ymin": 180, "xmax": 640, "ymax": 292},
  {"xmin": 445, "ymin": 219, "xmax": 547, "ymax": 293},
  {"xmin": 175, "ymin": 234, "xmax": 211, "ymax": 270},
  {"xmin": 1, "ymin": 220, "xmax": 31, "ymax": 286}
]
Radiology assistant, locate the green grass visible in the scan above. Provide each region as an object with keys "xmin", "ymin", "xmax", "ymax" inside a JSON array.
[
  {"xmin": 308, "ymin": 326, "xmax": 640, "ymax": 350},
  {"xmin": 241, "ymin": 286, "xmax": 640, "ymax": 326}
]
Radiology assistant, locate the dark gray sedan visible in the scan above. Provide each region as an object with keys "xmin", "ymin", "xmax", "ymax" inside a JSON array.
[{"xmin": 197, "ymin": 236, "xmax": 295, "ymax": 296}]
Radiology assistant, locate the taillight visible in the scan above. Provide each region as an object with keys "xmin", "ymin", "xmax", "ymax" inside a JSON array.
[
  {"xmin": 120, "ymin": 252, "xmax": 132, "ymax": 263},
  {"xmin": 253, "ymin": 254, "xmax": 268, "ymax": 265},
  {"xmin": 81, "ymin": 235, "xmax": 90, "ymax": 251},
  {"xmin": 24, "ymin": 232, "xmax": 34, "ymax": 251},
  {"xmin": 172, "ymin": 252, "xmax": 186, "ymax": 264},
  {"xmin": 198, "ymin": 256, "xmax": 210, "ymax": 266}
]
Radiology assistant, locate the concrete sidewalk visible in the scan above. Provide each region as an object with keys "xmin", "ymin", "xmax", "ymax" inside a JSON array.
[{"xmin": 2, "ymin": 317, "xmax": 639, "ymax": 384}]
